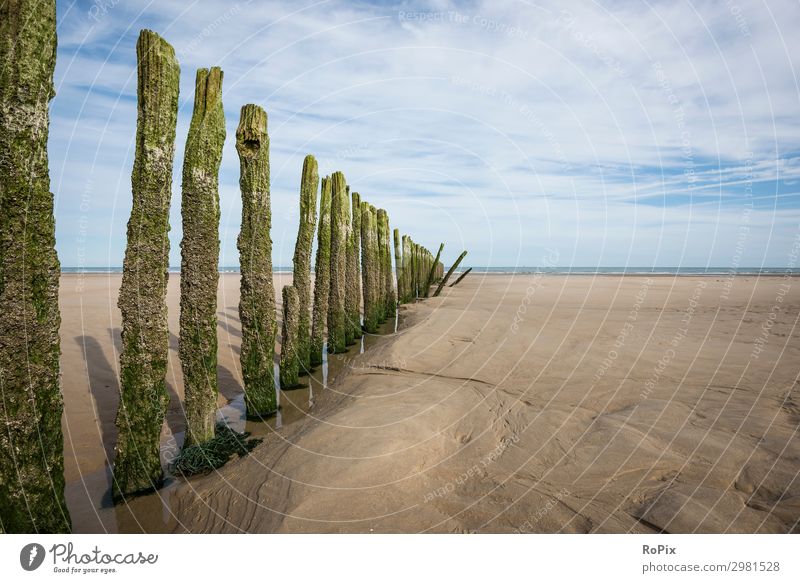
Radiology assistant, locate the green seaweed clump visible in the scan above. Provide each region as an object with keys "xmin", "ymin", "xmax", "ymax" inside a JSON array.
[{"xmin": 173, "ymin": 423, "xmax": 262, "ymax": 476}]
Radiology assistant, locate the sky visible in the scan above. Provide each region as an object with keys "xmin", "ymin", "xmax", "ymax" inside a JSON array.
[{"xmin": 50, "ymin": 0, "xmax": 800, "ymax": 268}]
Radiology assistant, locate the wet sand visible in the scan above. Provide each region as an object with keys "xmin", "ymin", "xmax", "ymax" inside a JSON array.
[
  {"xmin": 61, "ymin": 272, "xmax": 307, "ymax": 532},
  {"xmin": 60, "ymin": 273, "xmax": 800, "ymax": 533}
]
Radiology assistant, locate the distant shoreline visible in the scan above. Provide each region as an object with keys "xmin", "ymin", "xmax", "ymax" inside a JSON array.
[{"xmin": 60, "ymin": 267, "xmax": 800, "ymax": 276}]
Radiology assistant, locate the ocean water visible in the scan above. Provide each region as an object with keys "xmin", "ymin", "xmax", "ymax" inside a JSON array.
[
  {"xmin": 60, "ymin": 266, "xmax": 800, "ymax": 275},
  {"xmin": 461, "ymin": 266, "xmax": 800, "ymax": 275}
]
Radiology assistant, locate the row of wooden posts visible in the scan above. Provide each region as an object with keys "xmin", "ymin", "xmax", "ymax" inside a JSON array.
[
  {"xmin": 112, "ymin": 32, "xmax": 470, "ymax": 502},
  {"xmin": 0, "ymin": 16, "xmax": 470, "ymax": 533}
]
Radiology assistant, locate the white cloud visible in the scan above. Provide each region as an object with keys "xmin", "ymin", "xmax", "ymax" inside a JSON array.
[{"xmin": 51, "ymin": 0, "xmax": 800, "ymax": 268}]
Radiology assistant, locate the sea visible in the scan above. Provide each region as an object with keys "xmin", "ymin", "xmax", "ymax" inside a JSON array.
[{"xmin": 60, "ymin": 266, "xmax": 800, "ymax": 275}]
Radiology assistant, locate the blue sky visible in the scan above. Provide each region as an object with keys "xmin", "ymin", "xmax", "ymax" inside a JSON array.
[{"xmin": 50, "ymin": 0, "xmax": 800, "ymax": 268}]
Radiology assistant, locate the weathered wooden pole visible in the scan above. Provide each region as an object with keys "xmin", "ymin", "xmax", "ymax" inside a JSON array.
[
  {"xmin": 291, "ymin": 155, "xmax": 318, "ymax": 373},
  {"xmin": 236, "ymin": 104, "xmax": 277, "ymax": 417},
  {"xmin": 0, "ymin": 0, "xmax": 70, "ymax": 532},
  {"xmin": 418, "ymin": 245, "xmax": 425, "ymax": 297},
  {"xmin": 425, "ymin": 251, "xmax": 431, "ymax": 287},
  {"xmin": 418, "ymin": 246, "xmax": 424, "ymax": 295},
  {"xmin": 381, "ymin": 212, "xmax": 396, "ymax": 318},
  {"xmin": 279, "ymin": 285, "xmax": 300, "ymax": 388},
  {"xmin": 433, "ymin": 250, "xmax": 468, "ymax": 297},
  {"xmin": 408, "ymin": 240, "xmax": 416, "ymax": 299},
  {"xmin": 421, "ymin": 249, "xmax": 427, "ymax": 295},
  {"xmin": 368, "ymin": 205, "xmax": 379, "ymax": 320},
  {"xmin": 346, "ymin": 191, "xmax": 362, "ymax": 341},
  {"xmin": 375, "ymin": 209, "xmax": 388, "ymax": 321},
  {"xmin": 179, "ymin": 67, "xmax": 225, "ymax": 447},
  {"xmin": 393, "ymin": 229, "xmax": 404, "ymax": 304},
  {"xmin": 342, "ymin": 185, "xmax": 355, "ymax": 346},
  {"xmin": 359, "ymin": 202, "xmax": 378, "ymax": 333},
  {"xmin": 310, "ymin": 176, "xmax": 331, "ymax": 366},
  {"xmin": 414, "ymin": 243, "xmax": 422, "ymax": 298},
  {"xmin": 424, "ymin": 243, "xmax": 443, "ymax": 297},
  {"xmin": 400, "ymin": 235, "xmax": 410, "ymax": 303},
  {"xmin": 425, "ymin": 252, "xmax": 432, "ymax": 286},
  {"xmin": 327, "ymin": 171, "xmax": 349, "ymax": 353},
  {"xmin": 373, "ymin": 206, "xmax": 384, "ymax": 320},
  {"xmin": 113, "ymin": 30, "xmax": 180, "ymax": 500},
  {"xmin": 450, "ymin": 267, "xmax": 472, "ymax": 287}
]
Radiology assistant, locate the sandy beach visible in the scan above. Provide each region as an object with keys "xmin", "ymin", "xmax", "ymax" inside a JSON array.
[{"xmin": 59, "ymin": 273, "xmax": 799, "ymax": 533}]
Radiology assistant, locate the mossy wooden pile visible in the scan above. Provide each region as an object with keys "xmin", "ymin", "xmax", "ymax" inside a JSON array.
[
  {"xmin": 434, "ymin": 250, "xmax": 468, "ymax": 297},
  {"xmin": 179, "ymin": 67, "xmax": 226, "ymax": 446},
  {"xmin": 291, "ymin": 155, "xmax": 319, "ymax": 373},
  {"xmin": 0, "ymin": 0, "xmax": 70, "ymax": 532},
  {"xmin": 280, "ymin": 285, "xmax": 300, "ymax": 388},
  {"xmin": 113, "ymin": 29, "xmax": 180, "ymax": 501},
  {"xmin": 424, "ymin": 243, "xmax": 444, "ymax": 297},
  {"xmin": 310, "ymin": 176, "xmax": 332, "ymax": 365},
  {"xmin": 359, "ymin": 202, "xmax": 379, "ymax": 333},
  {"xmin": 346, "ymin": 191, "xmax": 363, "ymax": 341},
  {"xmin": 450, "ymin": 267, "xmax": 471, "ymax": 287},
  {"xmin": 236, "ymin": 104, "xmax": 277, "ymax": 417},
  {"xmin": 327, "ymin": 171, "xmax": 349, "ymax": 353}
]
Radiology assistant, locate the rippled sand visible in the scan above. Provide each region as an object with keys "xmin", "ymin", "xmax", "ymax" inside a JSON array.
[{"xmin": 147, "ymin": 274, "xmax": 799, "ymax": 533}]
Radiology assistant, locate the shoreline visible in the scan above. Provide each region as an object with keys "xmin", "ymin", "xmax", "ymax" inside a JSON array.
[{"xmin": 60, "ymin": 271, "xmax": 800, "ymax": 277}]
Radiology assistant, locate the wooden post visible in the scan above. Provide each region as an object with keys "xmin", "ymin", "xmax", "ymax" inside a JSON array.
[
  {"xmin": 360, "ymin": 203, "xmax": 379, "ymax": 333},
  {"xmin": 433, "ymin": 251, "xmax": 468, "ymax": 297},
  {"xmin": 0, "ymin": 0, "xmax": 70, "ymax": 531},
  {"xmin": 236, "ymin": 104, "xmax": 277, "ymax": 417},
  {"xmin": 310, "ymin": 176, "xmax": 331, "ymax": 366},
  {"xmin": 113, "ymin": 30, "xmax": 180, "ymax": 500},
  {"xmin": 449, "ymin": 267, "xmax": 472, "ymax": 287},
  {"xmin": 179, "ymin": 67, "xmax": 225, "ymax": 446},
  {"xmin": 424, "ymin": 243, "xmax": 443, "ymax": 297},
  {"xmin": 279, "ymin": 285, "xmax": 300, "ymax": 388},
  {"xmin": 327, "ymin": 171, "xmax": 349, "ymax": 352},
  {"xmin": 346, "ymin": 191, "xmax": 362, "ymax": 341},
  {"xmin": 291, "ymin": 155, "xmax": 319, "ymax": 372}
]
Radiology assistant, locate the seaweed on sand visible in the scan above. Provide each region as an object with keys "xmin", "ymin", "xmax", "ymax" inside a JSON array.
[{"xmin": 173, "ymin": 423, "xmax": 262, "ymax": 476}]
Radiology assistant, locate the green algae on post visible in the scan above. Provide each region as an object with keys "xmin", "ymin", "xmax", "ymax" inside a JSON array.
[
  {"xmin": 347, "ymin": 191, "xmax": 363, "ymax": 341},
  {"xmin": 327, "ymin": 171, "xmax": 349, "ymax": 353},
  {"xmin": 113, "ymin": 29, "xmax": 180, "ymax": 501},
  {"xmin": 407, "ymin": 239, "xmax": 415, "ymax": 299},
  {"xmin": 450, "ymin": 267, "xmax": 472, "ymax": 287},
  {"xmin": 280, "ymin": 285, "xmax": 301, "ymax": 388},
  {"xmin": 393, "ymin": 229, "xmax": 404, "ymax": 304},
  {"xmin": 236, "ymin": 104, "xmax": 277, "ymax": 417},
  {"xmin": 179, "ymin": 67, "xmax": 226, "ymax": 447},
  {"xmin": 360, "ymin": 202, "xmax": 378, "ymax": 333},
  {"xmin": 425, "ymin": 243, "xmax": 444, "ymax": 297},
  {"xmin": 310, "ymin": 176, "xmax": 332, "ymax": 366},
  {"xmin": 375, "ymin": 208, "xmax": 387, "ymax": 320},
  {"xmin": 401, "ymin": 235, "xmax": 412, "ymax": 303},
  {"xmin": 422, "ymin": 249, "xmax": 428, "ymax": 294},
  {"xmin": 342, "ymin": 185, "xmax": 355, "ymax": 346},
  {"xmin": 359, "ymin": 201, "xmax": 377, "ymax": 334},
  {"xmin": 434, "ymin": 250, "xmax": 468, "ymax": 297},
  {"xmin": 0, "ymin": 0, "xmax": 71, "ymax": 532},
  {"xmin": 380, "ymin": 211, "xmax": 396, "ymax": 318},
  {"xmin": 291, "ymin": 155, "xmax": 319, "ymax": 373}
]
